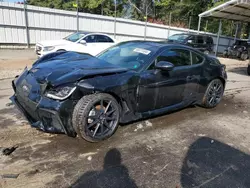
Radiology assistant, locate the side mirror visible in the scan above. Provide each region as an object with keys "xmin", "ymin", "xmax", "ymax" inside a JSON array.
[
  {"xmin": 155, "ymin": 61, "xmax": 174, "ymax": 71},
  {"xmin": 79, "ymin": 40, "xmax": 87, "ymax": 45}
]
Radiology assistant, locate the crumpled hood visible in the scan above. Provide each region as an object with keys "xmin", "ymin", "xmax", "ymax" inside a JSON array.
[
  {"xmin": 37, "ymin": 39, "xmax": 72, "ymax": 47},
  {"xmin": 29, "ymin": 51, "xmax": 128, "ymax": 87}
]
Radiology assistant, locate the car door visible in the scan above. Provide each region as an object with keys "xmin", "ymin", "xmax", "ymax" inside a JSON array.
[
  {"xmin": 137, "ymin": 48, "xmax": 194, "ymax": 113},
  {"xmin": 95, "ymin": 35, "xmax": 114, "ymax": 52},
  {"xmin": 182, "ymin": 51, "xmax": 203, "ymax": 103},
  {"xmin": 79, "ymin": 34, "xmax": 98, "ymax": 55}
]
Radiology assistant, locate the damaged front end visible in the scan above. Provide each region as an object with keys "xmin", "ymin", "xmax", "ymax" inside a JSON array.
[{"xmin": 10, "ymin": 67, "xmax": 77, "ymax": 137}]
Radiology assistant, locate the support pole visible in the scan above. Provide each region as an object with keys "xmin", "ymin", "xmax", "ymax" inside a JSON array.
[
  {"xmin": 23, "ymin": 0, "xmax": 30, "ymax": 48},
  {"xmin": 76, "ymin": 0, "xmax": 79, "ymax": 32},
  {"xmin": 167, "ymin": 12, "xmax": 172, "ymax": 38},
  {"xmin": 215, "ymin": 20, "xmax": 222, "ymax": 56},
  {"xmin": 188, "ymin": 16, "xmax": 192, "ymax": 32},
  {"xmin": 234, "ymin": 22, "xmax": 238, "ymax": 43},
  {"xmin": 144, "ymin": 6, "xmax": 148, "ymax": 40},
  {"xmin": 197, "ymin": 16, "xmax": 201, "ymax": 34},
  {"xmin": 205, "ymin": 20, "xmax": 208, "ymax": 33},
  {"xmin": 114, "ymin": 0, "xmax": 117, "ymax": 39}
]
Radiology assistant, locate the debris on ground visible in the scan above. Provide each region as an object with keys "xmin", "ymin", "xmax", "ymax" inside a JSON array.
[
  {"xmin": 134, "ymin": 123, "xmax": 143, "ymax": 132},
  {"xmin": 87, "ymin": 156, "xmax": 92, "ymax": 161},
  {"xmin": 6, "ymin": 102, "xmax": 14, "ymax": 107},
  {"xmin": 2, "ymin": 145, "xmax": 18, "ymax": 156},
  {"xmin": 145, "ymin": 120, "xmax": 153, "ymax": 127},
  {"xmin": 243, "ymin": 111, "xmax": 248, "ymax": 114},
  {"xmin": 1, "ymin": 174, "xmax": 19, "ymax": 179}
]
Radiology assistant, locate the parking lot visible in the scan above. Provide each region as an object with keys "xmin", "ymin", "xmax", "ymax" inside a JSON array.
[{"xmin": 0, "ymin": 50, "xmax": 250, "ymax": 188}]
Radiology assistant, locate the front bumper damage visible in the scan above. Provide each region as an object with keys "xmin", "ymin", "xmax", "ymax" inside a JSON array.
[{"xmin": 11, "ymin": 79, "xmax": 76, "ymax": 137}]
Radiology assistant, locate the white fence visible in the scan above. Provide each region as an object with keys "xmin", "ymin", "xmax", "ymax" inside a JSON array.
[{"xmin": 0, "ymin": 2, "xmax": 235, "ymax": 53}]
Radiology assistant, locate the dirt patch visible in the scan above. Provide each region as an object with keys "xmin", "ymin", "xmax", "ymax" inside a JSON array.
[
  {"xmin": 0, "ymin": 107, "xmax": 26, "ymax": 129},
  {"xmin": 0, "ymin": 54, "xmax": 250, "ymax": 188},
  {"xmin": 0, "ymin": 59, "xmax": 34, "ymax": 80}
]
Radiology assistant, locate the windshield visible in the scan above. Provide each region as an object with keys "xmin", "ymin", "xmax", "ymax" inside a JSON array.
[
  {"xmin": 64, "ymin": 32, "xmax": 85, "ymax": 42},
  {"xmin": 168, "ymin": 34, "xmax": 189, "ymax": 42},
  {"xmin": 97, "ymin": 42, "xmax": 157, "ymax": 71}
]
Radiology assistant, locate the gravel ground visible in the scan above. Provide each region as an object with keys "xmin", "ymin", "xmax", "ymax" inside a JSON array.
[{"xmin": 0, "ymin": 50, "xmax": 250, "ymax": 188}]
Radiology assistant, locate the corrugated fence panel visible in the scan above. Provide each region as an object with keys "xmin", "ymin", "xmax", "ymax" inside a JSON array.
[{"xmin": 0, "ymin": 2, "xmax": 236, "ymax": 53}]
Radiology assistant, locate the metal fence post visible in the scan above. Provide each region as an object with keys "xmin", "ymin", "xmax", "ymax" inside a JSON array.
[
  {"xmin": 23, "ymin": 1, "xmax": 30, "ymax": 48},
  {"xmin": 215, "ymin": 20, "xmax": 222, "ymax": 56},
  {"xmin": 234, "ymin": 22, "xmax": 238, "ymax": 43},
  {"xmin": 76, "ymin": 0, "xmax": 79, "ymax": 32},
  {"xmin": 188, "ymin": 16, "xmax": 192, "ymax": 32},
  {"xmin": 197, "ymin": 16, "xmax": 201, "ymax": 34},
  {"xmin": 167, "ymin": 12, "xmax": 172, "ymax": 38},
  {"xmin": 114, "ymin": 0, "xmax": 117, "ymax": 39},
  {"xmin": 144, "ymin": 6, "xmax": 148, "ymax": 40}
]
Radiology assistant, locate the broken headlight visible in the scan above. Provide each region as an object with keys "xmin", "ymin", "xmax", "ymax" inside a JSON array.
[{"xmin": 45, "ymin": 85, "xmax": 76, "ymax": 100}]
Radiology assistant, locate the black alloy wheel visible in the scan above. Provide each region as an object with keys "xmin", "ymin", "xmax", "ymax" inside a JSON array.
[
  {"xmin": 73, "ymin": 93, "xmax": 120, "ymax": 142},
  {"xmin": 202, "ymin": 79, "xmax": 224, "ymax": 108}
]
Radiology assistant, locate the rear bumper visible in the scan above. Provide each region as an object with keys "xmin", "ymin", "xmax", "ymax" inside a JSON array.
[{"xmin": 11, "ymin": 81, "xmax": 76, "ymax": 137}]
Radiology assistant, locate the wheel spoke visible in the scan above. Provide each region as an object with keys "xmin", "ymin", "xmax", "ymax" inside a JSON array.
[
  {"xmin": 87, "ymin": 119, "xmax": 99, "ymax": 128},
  {"xmin": 101, "ymin": 124, "xmax": 104, "ymax": 135},
  {"xmin": 209, "ymin": 97, "xmax": 214, "ymax": 104},
  {"xmin": 103, "ymin": 121, "xmax": 111, "ymax": 130},
  {"xmin": 216, "ymin": 84, "xmax": 222, "ymax": 92},
  {"xmin": 93, "ymin": 123, "xmax": 101, "ymax": 137},
  {"xmin": 104, "ymin": 101, "xmax": 112, "ymax": 114},
  {"xmin": 106, "ymin": 116, "xmax": 115, "ymax": 121},
  {"xmin": 106, "ymin": 109, "xmax": 115, "ymax": 116}
]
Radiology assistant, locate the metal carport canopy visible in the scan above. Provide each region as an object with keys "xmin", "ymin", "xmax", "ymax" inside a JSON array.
[
  {"xmin": 199, "ymin": 0, "xmax": 250, "ymax": 23},
  {"xmin": 197, "ymin": 0, "xmax": 250, "ymax": 55}
]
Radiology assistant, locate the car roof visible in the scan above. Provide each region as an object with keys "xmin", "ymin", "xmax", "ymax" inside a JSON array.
[
  {"xmin": 77, "ymin": 31, "xmax": 111, "ymax": 36},
  {"xmin": 119, "ymin": 40, "xmax": 202, "ymax": 52},
  {"xmin": 76, "ymin": 31, "xmax": 115, "ymax": 40},
  {"xmin": 172, "ymin": 33, "xmax": 212, "ymax": 38}
]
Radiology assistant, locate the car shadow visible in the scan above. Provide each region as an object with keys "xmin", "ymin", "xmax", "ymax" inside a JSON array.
[
  {"xmin": 181, "ymin": 137, "xmax": 250, "ymax": 188},
  {"xmin": 228, "ymin": 66, "xmax": 248, "ymax": 76},
  {"xmin": 70, "ymin": 148, "xmax": 138, "ymax": 188}
]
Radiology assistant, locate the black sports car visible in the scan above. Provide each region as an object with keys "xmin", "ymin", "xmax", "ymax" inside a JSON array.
[{"xmin": 11, "ymin": 41, "xmax": 227, "ymax": 142}]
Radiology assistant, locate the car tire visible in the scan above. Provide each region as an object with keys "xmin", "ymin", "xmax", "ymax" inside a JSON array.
[
  {"xmin": 247, "ymin": 65, "xmax": 250, "ymax": 76},
  {"xmin": 201, "ymin": 79, "xmax": 224, "ymax": 108},
  {"xmin": 223, "ymin": 51, "xmax": 229, "ymax": 58},
  {"xmin": 240, "ymin": 52, "xmax": 248, "ymax": 61},
  {"xmin": 72, "ymin": 93, "xmax": 120, "ymax": 142}
]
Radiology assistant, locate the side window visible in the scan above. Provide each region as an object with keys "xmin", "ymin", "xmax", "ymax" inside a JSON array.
[
  {"xmin": 206, "ymin": 37, "xmax": 213, "ymax": 45},
  {"xmin": 84, "ymin": 35, "xmax": 97, "ymax": 43},
  {"xmin": 96, "ymin": 35, "xmax": 114, "ymax": 43},
  {"xmin": 188, "ymin": 36, "xmax": 195, "ymax": 43},
  {"xmin": 156, "ymin": 49, "xmax": 191, "ymax": 67},
  {"xmin": 197, "ymin": 36, "xmax": 204, "ymax": 44},
  {"xmin": 192, "ymin": 52, "xmax": 204, "ymax": 65}
]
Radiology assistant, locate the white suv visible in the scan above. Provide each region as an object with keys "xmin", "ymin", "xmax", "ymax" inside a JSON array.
[{"xmin": 35, "ymin": 32, "xmax": 116, "ymax": 57}]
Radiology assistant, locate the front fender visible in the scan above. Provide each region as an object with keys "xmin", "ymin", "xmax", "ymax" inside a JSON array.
[{"xmin": 76, "ymin": 72, "xmax": 140, "ymax": 122}]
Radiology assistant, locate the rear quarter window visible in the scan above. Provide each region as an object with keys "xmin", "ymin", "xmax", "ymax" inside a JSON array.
[
  {"xmin": 192, "ymin": 52, "xmax": 204, "ymax": 65},
  {"xmin": 209, "ymin": 57, "xmax": 221, "ymax": 65}
]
